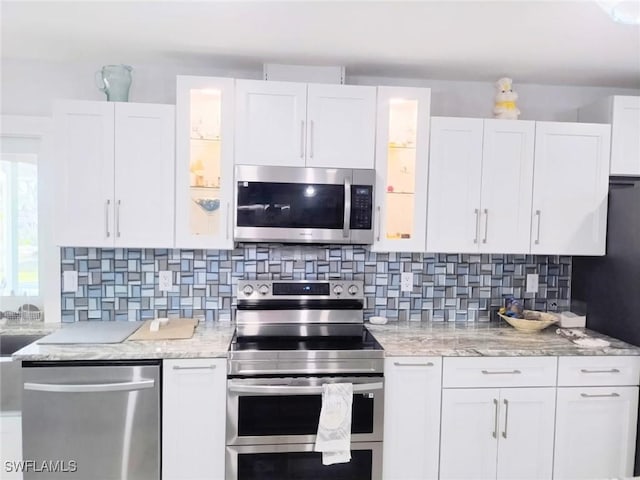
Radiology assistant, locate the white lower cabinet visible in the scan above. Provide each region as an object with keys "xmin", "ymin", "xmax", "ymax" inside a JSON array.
[
  {"xmin": 554, "ymin": 356, "xmax": 640, "ymax": 479},
  {"xmin": 382, "ymin": 357, "xmax": 441, "ymax": 480},
  {"xmin": 163, "ymin": 358, "xmax": 226, "ymax": 480},
  {"xmin": 439, "ymin": 387, "xmax": 555, "ymax": 480},
  {"xmin": 0, "ymin": 413, "xmax": 22, "ymax": 479}
]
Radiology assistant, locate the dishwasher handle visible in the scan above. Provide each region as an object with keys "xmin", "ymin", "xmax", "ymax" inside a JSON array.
[{"xmin": 24, "ymin": 379, "xmax": 155, "ymax": 393}]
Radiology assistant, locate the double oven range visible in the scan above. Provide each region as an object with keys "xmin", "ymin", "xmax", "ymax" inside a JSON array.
[{"xmin": 226, "ymin": 280, "xmax": 384, "ymax": 480}]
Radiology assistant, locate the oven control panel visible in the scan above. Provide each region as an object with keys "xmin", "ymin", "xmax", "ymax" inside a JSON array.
[{"xmin": 237, "ymin": 280, "xmax": 363, "ymax": 300}]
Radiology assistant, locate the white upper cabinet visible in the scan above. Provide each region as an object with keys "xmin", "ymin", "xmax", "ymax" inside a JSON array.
[
  {"xmin": 234, "ymin": 79, "xmax": 376, "ymax": 168},
  {"xmin": 305, "ymin": 84, "xmax": 376, "ymax": 169},
  {"xmin": 235, "ymin": 80, "xmax": 307, "ymax": 167},
  {"xmin": 579, "ymin": 95, "xmax": 640, "ymax": 176},
  {"xmin": 427, "ymin": 117, "xmax": 534, "ymax": 254},
  {"xmin": 531, "ymin": 122, "xmax": 611, "ymax": 255},
  {"xmin": 53, "ymin": 100, "xmax": 175, "ymax": 248},
  {"xmin": 372, "ymin": 86, "xmax": 430, "ymax": 252},
  {"xmin": 175, "ymin": 76, "xmax": 235, "ymax": 249}
]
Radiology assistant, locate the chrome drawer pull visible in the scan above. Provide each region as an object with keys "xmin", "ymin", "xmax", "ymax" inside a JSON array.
[
  {"xmin": 393, "ymin": 362, "xmax": 435, "ymax": 367},
  {"xmin": 580, "ymin": 368, "xmax": 620, "ymax": 374},
  {"xmin": 172, "ymin": 365, "xmax": 216, "ymax": 371},
  {"xmin": 580, "ymin": 393, "xmax": 620, "ymax": 398},
  {"xmin": 481, "ymin": 369, "xmax": 521, "ymax": 375}
]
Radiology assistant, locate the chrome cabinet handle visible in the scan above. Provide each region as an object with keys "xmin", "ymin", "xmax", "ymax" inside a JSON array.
[
  {"xmin": 492, "ymin": 398, "xmax": 499, "ymax": 438},
  {"xmin": 393, "ymin": 362, "xmax": 435, "ymax": 367},
  {"xmin": 343, "ymin": 178, "xmax": 351, "ymax": 238},
  {"xmin": 309, "ymin": 120, "xmax": 314, "ymax": 158},
  {"xmin": 173, "ymin": 365, "xmax": 216, "ymax": 371},
  {"xmin": 116, "ymin": 200, "xmax": 121, "ymax": 238},
  {"xmin": 228, "ymin": 382, "xmax": 383, "ymax": 396},
  {"xmin": 580, "ymin": 368, "xmax": 620, "ymax": 374},
  {"xmin": 226, "ymin": 202, "xmax": 231, "ymax": 240},
  {"xmin": 376, "ymin": 205, "xmax": 382, "ymax": 242},
  {"xmin": 502, "ymin": 398, "xmax": 509, "ymax": 438},
  {"xmin": 482, "ymin": 369, "xmax": 521, "ymax": 375},
  {"xmin": 482, "ymin": 208, "xmax": 489, "ymax": 244},
  {"xmin": 580, "ymin": 392, "xmax": 620, "ymax": 398},
  {"xmin": 24, "ymin": 379, "xmax": 155, "ymax": 393},
  {"xmin": 300, "ymin": 120, "xmax": 305, "ymax": 158},
  {"xmin": 534, "ymin": 210, "xmax": 541, "ymax": 244},
  {"xmin": 473, "ymin": 209, "xmax": 480, "ymax": 243},
  {"xmin": 105, "ymin": 199, "xmax": 111, "ymax": 238}
]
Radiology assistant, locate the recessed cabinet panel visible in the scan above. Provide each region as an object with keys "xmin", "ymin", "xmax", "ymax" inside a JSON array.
[
  {"xmin": 531, "ymin": 122, "xmax": 610, "ymax": 255},
  {"xmin": 611, "ymin": 96, "xmax": 640, "ymax": 176},
  {"xmin": 176, "ymin": 76, "xmax": 235, "ymax": 249},
  {"xmin": 373, "ymin": 87, "xmax": 430, "ymax": 252},
  {"xmin": 306, "ymin": 84, "xmax": 376, "ymax": 169},
  {"xmin": 426, "ymin": 117, "xmax": 483, "ymax": 253},
  {"xmin": 235, "ymin": 80, "xmax": 307, "ymax": 167},
  {"xmin": 53, "ymin": 101, "xmax": 114, "ymax": 247}
]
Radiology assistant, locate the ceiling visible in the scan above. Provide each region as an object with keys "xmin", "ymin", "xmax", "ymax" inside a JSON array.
[{"xmin": 2, "ymin": 1, "xmax": 639, "ymax": 88}]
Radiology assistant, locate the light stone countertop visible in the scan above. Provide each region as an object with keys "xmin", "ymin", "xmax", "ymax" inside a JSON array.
[
  {"xmin": 366, "ymin": 321, "xmax": 640, "ymax": 357},
  {"xmin": 9, "ymin": 321, "xmax": 235, "ymax": 361}
]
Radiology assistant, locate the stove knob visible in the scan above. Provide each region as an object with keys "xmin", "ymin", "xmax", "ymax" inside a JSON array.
[
  {"xmin": 258, "ymin": 284, "xmax": 270, "ymax": 295},
  {"xmin": 242, "ymin": 284, "xmax": 254, "ymax": 296},
  {"xmin": 333, "ymin": 284, "xmax": 344, "ymax": 295},
  {"xmin": 348, "ymin": 284, "xmax": 359, "ymax": 296}
]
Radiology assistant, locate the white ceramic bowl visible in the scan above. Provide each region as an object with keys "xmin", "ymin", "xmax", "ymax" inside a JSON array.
[{"xmin": 368, "ymin": 316, "xmax": 388, "ymax": 325}]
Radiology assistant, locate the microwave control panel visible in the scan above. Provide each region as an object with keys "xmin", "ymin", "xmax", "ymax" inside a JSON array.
[{"xmin": 350, "ymin": 185, "xmax": 373, "ymax": 230}]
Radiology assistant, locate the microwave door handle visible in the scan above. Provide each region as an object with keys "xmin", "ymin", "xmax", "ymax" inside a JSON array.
[
  {"xmin": 228, "ymin": 382, "xmax": 383, "ymax": 396},
  {"xmin": 343, "ymin": 178, "xmax": 351, "ymax": 238}
]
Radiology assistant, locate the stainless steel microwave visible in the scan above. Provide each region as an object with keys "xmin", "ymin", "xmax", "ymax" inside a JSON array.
[{"xmin": 234, "ymin": 165, "xmax": 375, "ymax": 244}]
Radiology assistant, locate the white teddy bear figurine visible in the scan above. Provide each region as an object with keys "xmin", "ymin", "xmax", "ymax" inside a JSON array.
[{"xmin": 493, "ymin": 77, "xmax": 521, "ymax": 120}]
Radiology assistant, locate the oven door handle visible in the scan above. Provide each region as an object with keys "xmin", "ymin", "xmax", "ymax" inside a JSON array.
[{"xmin": 228, "ymin": 381, "xmax": 383, "ymax": 396}]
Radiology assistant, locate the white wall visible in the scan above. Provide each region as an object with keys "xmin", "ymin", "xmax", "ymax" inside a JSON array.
[{"xmin": 2, "ymin": 57, "xmax": 639, "ymax": 119}]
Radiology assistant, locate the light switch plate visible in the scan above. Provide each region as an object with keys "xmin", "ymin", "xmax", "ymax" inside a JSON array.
[
  {"xmin": 63, "ymin": 270, "xmax": 78, "ymax": 293},
  {"xmin": 526, "ymin": 273, "xmax": 539, "ymax": 293},
  {"xmin": 401, "ymin": 272, "xmax": 413, "ymax": 292},
  {"xmin": 159, "ymin": 271, "xmax": 173, "ymax": 292}
]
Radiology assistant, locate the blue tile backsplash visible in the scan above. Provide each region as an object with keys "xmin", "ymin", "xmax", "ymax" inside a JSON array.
[{"xmin": 60, "ymin": 245, "xmax": 571, "ymax": 323}]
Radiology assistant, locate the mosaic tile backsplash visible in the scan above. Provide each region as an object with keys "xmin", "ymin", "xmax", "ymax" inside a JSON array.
[{"xmin": 60, "ymin": 245, "xmax": 571, "ymax": 323}]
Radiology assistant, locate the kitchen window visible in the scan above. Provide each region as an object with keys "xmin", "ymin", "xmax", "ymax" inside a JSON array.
[{"xmin": 0, "ymin": 116, "xmax": 54, "ymax": 315}]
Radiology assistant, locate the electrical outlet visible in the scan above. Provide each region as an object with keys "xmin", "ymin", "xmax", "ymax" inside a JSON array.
[
  {"xmin": 63, "ymin": 270, "xmax": 78, "ymax": 292},
  {"xmin": 159, "ymin": 271, "xmax": 173, "ymax": 292},
  {"xmin": 526, "ymin": 273, "xmax": 539, "ymax": 293},
  {"xmin": 401, "ymin": 272, "xmax": 413, "ymax": 292}
]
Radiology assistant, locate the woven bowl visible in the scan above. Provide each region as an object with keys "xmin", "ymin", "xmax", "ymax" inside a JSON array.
[{"xmin": 498, "ymin": 310, "xmax": 559, "ymax": 333}]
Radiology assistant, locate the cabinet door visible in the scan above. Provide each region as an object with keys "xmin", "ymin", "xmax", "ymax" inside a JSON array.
[
  {"xmin": 0, "ymin": 414, "xmax": 22, "ymax": 479},
  {"xmin": 114, "ymin": 103, "xmax": 175, "ymax": 248},
  {"xmin": 496, "ymin": 388, "xmax": 555, "ymax": 480},
  {"xmin": 426, "ymin": 117, "xmax": 483, "ymax": 253},
  {"xmin": 611, "ymin": 96, "xmax": 640, "ymax": 176},
  {"xmin": 53, "ymin": 100, "xmax": 114, "ymax": 247},
  {"xmin": 235, "ymin": 79, "xmax": 307, "ymax": 167},
  {"xmin": 554, "ymin": 386, "xmax": 638, "ymax": 480},
  {"xmin": 163, "ymin": 358, "xmax": 226, "ymax": 480},
  {"xmin": 531, "ymin": 122, "xmax": 611, "ymax": 255},
  {"xmin": 383, "ymin": 357, "xmax": 441, "ymax": 480},
  {"xmin": 440, "ymin": 388, "xmax": 499, "ymax": 480},
  {"xmin": 479, "ymin": 120, "xmax": 535, "ymax": 254},
  {"xmin": 372, "ymin": 87, "xmax": 430, "ymax": 252},
  {"xmin": 306, "ymin": 84, "xmax": 376, "ymax": 169},
  {"xmin": 175, "ymin": 76, "xmax": 235, "ymax": 249}
]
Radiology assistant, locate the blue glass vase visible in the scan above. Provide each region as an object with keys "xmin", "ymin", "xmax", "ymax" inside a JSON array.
[{"xmin": 95, "ymin": 65, "xmax": 133, "ymax": 102}]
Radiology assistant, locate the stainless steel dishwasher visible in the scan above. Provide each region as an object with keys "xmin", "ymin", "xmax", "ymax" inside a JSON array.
[{"xmin": 21, "ymin": 360, "xmax": 160, "ymax": 479}]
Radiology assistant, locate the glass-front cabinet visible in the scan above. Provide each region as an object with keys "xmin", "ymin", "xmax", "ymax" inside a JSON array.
[
  {"xmin": 176, "ymin": 76, "xmax": 235, "ymax": 249},
  {"xmin": 372, "ymin": 87, "xmax": 431, "ymax": 252}
]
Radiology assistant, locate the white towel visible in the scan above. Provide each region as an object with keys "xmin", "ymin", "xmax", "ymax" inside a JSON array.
[{"xmin": 314, "ymin": 382, "xmax": 353, "ymax": 465}]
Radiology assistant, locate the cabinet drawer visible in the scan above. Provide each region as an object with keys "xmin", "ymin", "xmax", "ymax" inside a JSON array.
[
  {"xmin": 558, "ymin": 356, "xmax": 640, "ymax": 386},
  {"xmin": 442, "ymin": 357, "xmax": 557, "ymax": 388}
]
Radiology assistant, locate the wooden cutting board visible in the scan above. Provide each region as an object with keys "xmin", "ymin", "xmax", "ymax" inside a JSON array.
[{"xmin": 127, "ymin": 318, "xmax": 198, "ymax": 341}]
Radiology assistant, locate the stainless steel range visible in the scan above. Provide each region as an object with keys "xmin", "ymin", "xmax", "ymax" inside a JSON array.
[{"xmin": 226, "ymin": 280, "xmax": 384, "ymax": 480}]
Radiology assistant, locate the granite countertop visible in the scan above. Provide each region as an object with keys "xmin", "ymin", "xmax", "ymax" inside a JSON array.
[
  {"xmin": 367, "ymin": 321, "xmax": 640, "ymax": 357},
  {"xmin": 9, "ymin": 322, "xmax": 235, "ymax": 361}
]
